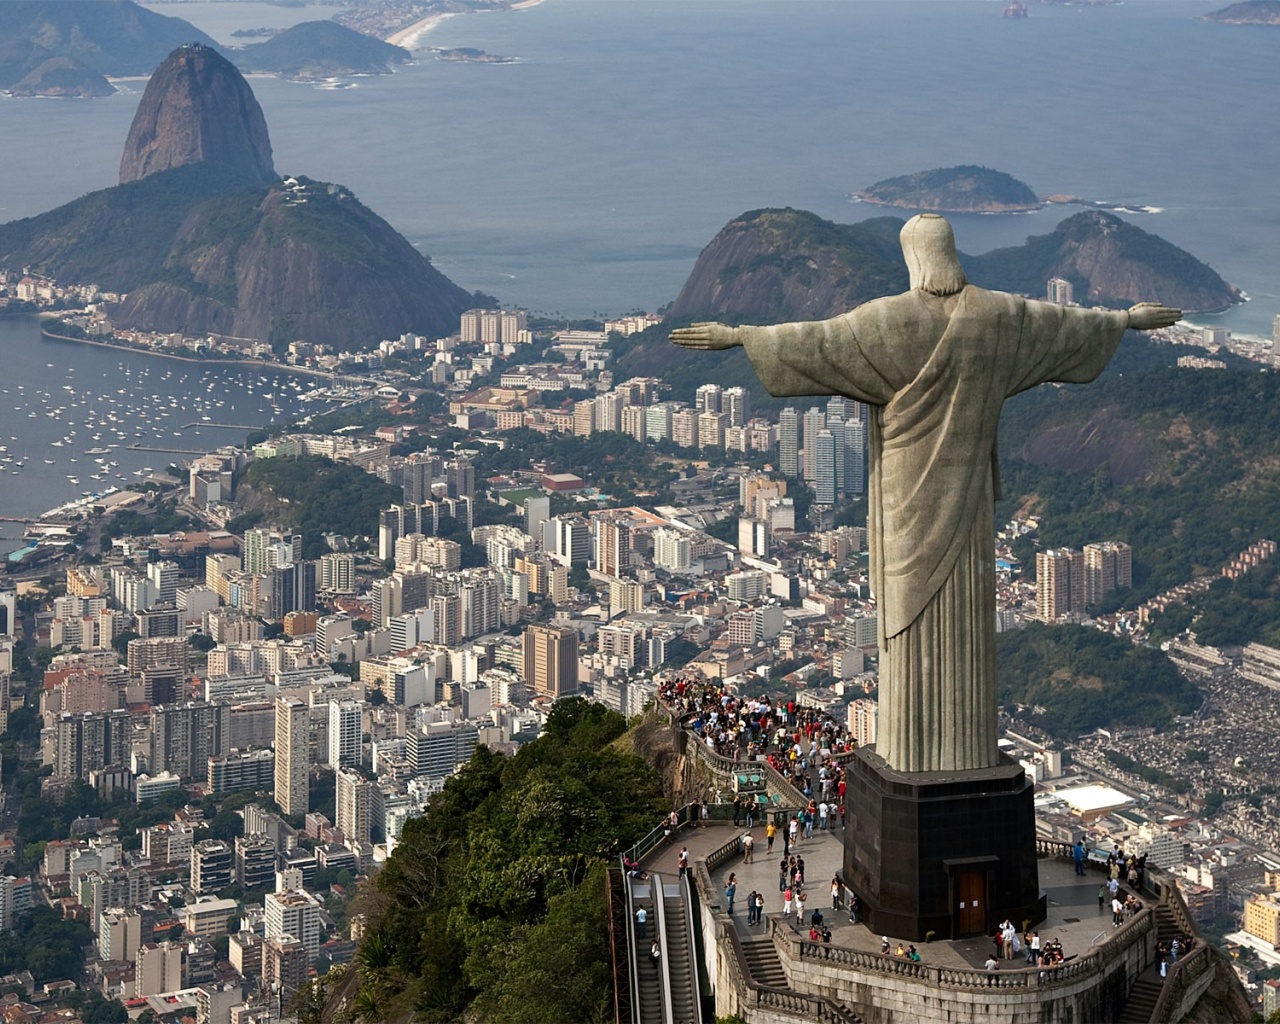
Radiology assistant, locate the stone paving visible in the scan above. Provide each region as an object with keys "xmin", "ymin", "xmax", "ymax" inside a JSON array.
[{"xmin": 643, "ymin": 819, "xmax": 1140, "ymax": 972}]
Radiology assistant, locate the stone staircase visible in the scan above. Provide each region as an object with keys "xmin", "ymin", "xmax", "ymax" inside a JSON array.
[
  {"xmin": 1116, "ymin": 904, "xmax": 1184, "ymax": 1023},
  {"xmin": 739, "ymin": 934, "xmax": 788, "ymax": 988}
]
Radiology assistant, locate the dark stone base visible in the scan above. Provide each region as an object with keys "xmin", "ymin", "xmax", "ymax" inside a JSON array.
[{"xmin": 842, "ymin": 747, "xmax": 1045, "ymax": 941}]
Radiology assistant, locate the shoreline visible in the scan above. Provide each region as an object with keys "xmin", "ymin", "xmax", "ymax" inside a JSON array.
[
  {"xmin": 38, "ymin": 323, "xmax": 368, "ymax": 384},
  {"xmin": 387, "ymin": 12, "xmax": 458, "ymax": 49}
]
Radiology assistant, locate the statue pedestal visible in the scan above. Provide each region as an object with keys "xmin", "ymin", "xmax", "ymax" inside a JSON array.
[{"xmin": 842, "ymin": 747, "xmax": 1045, "ymax": 941}]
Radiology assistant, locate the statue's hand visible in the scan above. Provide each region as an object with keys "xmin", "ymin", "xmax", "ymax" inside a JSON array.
[
  {"xmin": 669, "ymin": 322, "xmax": 742, "ymax": 351},
  {"xmin": 1126, "ymin": 303, "xmax": 1182, "ymax": 331}
]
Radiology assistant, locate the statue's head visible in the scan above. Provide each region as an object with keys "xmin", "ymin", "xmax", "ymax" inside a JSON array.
[{"xmin": 900, "ymin": 214, "xmax": 967, "ymax": 296}]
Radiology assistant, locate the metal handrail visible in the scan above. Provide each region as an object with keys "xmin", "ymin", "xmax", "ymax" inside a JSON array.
[
  {"xmin": 650, "ymin": 872, "xmax": 676, "ymax": 1024},
  {"xmin": 621, "ymin": 863, "xmax": 642, "ymax": 1024},
  {"xmin": 677, "ymin": 871, "xmax": 704, "ymax": 1022}
]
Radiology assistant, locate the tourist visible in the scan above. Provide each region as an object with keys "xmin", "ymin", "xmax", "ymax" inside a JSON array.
[
  {"xmin": 894, "ymin": 942, "xmax": 906, "ymax": 957},
  {"xmin": 778, "ymin": 860, "xmax": 788, "ymax": 893},
  {"xmin": 635, "ymin": 906, "xmax": 647, "ymax": 939},
  {"xmin": 677, "ymin": 846, "xmax": 689, "ymax": 879},
  {"xmin": 1027, "ymin": 931, "xmax": 1040, "ymax": 965},
  {"xmin": 848, "ymin": 893, "xmax": 861, "ymax": 925},
  {"xmin": 754, "ymin": 891, "xmax": 765, "ymax": 925},
  {"xmin": 881, "ymin": 936, "xmax": 891, "ymax": 955},
  {"xmin": 1112, "ymin": 896, "xmax": 1124, "ymax": 927},
  {"xmin": 796, "ymin": 889, "xmax": 807, "ymax": 921},
  {"xmin": 985, "ymin": 955, "xmax": 999, "ymax": 985},
  {"xmin": 907, "ymin": 945, "xmax": 921, "ymax": 962},
  {"xmin": 700, "ymin": 800, "xmax": 709, "ymax": 829},
  {"xmin": 742, "ymin": 831, "xmax": 754, "ymax": 863},
  {"xmin": 809, "ymin": 924, "xmax": 821, "ymax": 942},
  {"xmin": 783, "ymin": 886, "xmax": 794, "ymax": 917},
  {"xmin": 831, "ymin": 876, "xmax": 842, "ymax": 910},
  {"xmin": 744, "ymin": 799, "xmax": 755, "ymax": 828},
  {"xmin": 810, "ymin": 908, "xmax": 824, "ymax": 930},
  {"xmin": 766, "ymin": 819, "xmax": 777, "ymax": 853},
  {"xmin": 651, "ymin": 939, "xmax": 661, "ymax": 965},
  {"xmin": 725, "ymin": 876, "xmax": 737, "ymax": 915},
  {"xmin": 1098, "ymin": 882, "xmax": 1108, "ymax": 912},
  {"xmin": 732, "ymin": 796, "xmax": 742, "ymax": 827}
]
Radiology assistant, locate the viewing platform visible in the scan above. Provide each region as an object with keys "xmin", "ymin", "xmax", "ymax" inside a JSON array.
[{"xmin": 626, "ymin": 706, "xmax": 1219, "ymax": 1023}]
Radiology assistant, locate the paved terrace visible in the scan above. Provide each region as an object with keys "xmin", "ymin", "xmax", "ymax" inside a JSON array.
[{"xmin": 640, "ymin": 819, "xmax": 1144, "ymax": 971}]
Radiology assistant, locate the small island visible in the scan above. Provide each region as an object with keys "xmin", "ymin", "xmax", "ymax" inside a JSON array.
[
  {"xmin": 855, "ymin": 165, "xmax": 1042, "ymax": 214},
  {"xmin": 431, "ymin": 47, "xmax": 517, "ymax": 64},
  {"xmin": 1205, "ymin": 0, "xmax": 1280, "ymax": 23},
  {"xmin": 235, "ymin": 20, "xmax": 412, "ymax": 81}
]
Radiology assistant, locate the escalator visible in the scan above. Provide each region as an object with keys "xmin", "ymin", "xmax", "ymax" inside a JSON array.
[
  {"xmin": 627, "ymin": 871, "xmax": 702, "ymax": 1024},
  {"xmin": 661, "ymin": 873, "xmax": 702, "ymax": 1024}
]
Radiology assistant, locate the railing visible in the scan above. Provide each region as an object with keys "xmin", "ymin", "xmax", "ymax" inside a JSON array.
[
  {"xmin": 718, "ymin": 918, "xmax": 860, "ymax": 1024},
  {"xmin": 623, "ymin": 805, "xmax": 693, "ymax": 867},
  {"xmin": 1149, "ymin": 942, "xmax": 1212, "ymax": 1023},
  {"xmin": 614, "ymin": 866, "xmax": 638, "ymax": 1024},
  {"xmin": 784, "ymin": 907, "xmax": 1153, "ymax": 992},
  {"xmin": 1148, "ymin": 877, "xmax": 1214, "ymax": 1024}
]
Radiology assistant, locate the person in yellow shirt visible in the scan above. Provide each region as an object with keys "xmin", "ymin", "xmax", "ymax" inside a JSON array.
[{"xmin": 766, "ymin": 820, "xmax": 777, "ymax": 854}]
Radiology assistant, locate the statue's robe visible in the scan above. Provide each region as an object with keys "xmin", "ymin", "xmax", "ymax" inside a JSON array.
[{"xmin": 740, "ymin": 285, "xmax": 1128, "ymax": 772}]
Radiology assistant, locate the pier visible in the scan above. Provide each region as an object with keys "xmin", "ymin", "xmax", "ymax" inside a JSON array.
[
  {"xmin": 179, "ymin": 422, "xmax": 261, "ymax": 431},
  {"xmin": 126, "ymin": 444, "xmax": 208, "ymax": 455}
]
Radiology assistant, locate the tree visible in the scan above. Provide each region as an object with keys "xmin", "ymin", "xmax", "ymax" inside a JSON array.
[{"xmin": 111, "ymin": 631, "xmax": 141, "ymax": 657}]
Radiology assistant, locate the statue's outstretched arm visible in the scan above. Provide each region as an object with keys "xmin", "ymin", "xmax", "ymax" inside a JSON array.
[
  {"xmin": 670, "ymin": 323, "xmax": 741, "ymax": 351},
  {"xmin": 1125, "ymin": 303, "xmax": 1182, "ymax": 331}
]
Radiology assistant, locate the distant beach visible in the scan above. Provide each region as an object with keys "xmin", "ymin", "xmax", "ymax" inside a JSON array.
[
  {"xmin": 386, "ymin": 12, "xmax": 459, "ymax": 50},
  {"xmin": 387, "ymin": 0, "xmax": 546, "ymax": 49}
]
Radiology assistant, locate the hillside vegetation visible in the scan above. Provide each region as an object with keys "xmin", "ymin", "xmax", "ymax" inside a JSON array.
[
  {"xmin": 328, "ymin": 700, "xmax": 665, "ymax": 1024},
  {"xmin": 236, "ymin": 21, "xmax": 411, "ymax": 79},
  {"xmin": 237, "ymin": 454, "xmax": 401, "ymax": 557},
  {"xmin": 998, "ymin": 623, "xmax": 1201, "ymax": 737},
  {"xmin": 855, "ymin": 165, "xmax": 1041, "ymax": 213}
]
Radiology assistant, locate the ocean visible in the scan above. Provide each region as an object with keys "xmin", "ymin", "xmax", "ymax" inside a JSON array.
[{"xmin": 0, "ymin": 0, "xmax": 1277, "ymax": 523}]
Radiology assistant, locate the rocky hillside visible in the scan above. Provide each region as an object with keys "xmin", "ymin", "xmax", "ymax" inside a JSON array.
[
  {"xmin": 120, "ymin": 43, "xmax": 275, "ymax": 186},
  {"xmin": 855, "ymin": 165, "xmax": 1042, "ymax": 213},
  {"xmin": 110, "ymin": 176, "xmax": 472, "ymax": 348},
  {"xmin": 1204, "ymin": 0, "xmax": 1280, "ymax": 22},
  {"xmin": 0, "ymin": 44, "xmax": 472, "ymax": 349},
  {"xmin": 665, "ymin": 209, "xmax": 908, "ymax": 324},
  {"xmin": 966, "ymin": 211, "xmax": 1242, "ymax": 313},
  {"xmin": 0, "ymin": 0, "xmax": 216, "ymax": 95}
]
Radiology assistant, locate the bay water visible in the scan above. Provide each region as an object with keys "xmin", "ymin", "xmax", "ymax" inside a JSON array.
[{"xmin": 1, "ymin": 0, "xmax": 1277, "ymax": 524}]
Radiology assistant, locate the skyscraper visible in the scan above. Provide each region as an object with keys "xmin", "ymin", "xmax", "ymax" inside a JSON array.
[
  {"xmin": 327, "ymin": 699, "xmax": 362, "ymax": 768},
  {"xmin": 723, "ymin": 386, "xmax": 751, "ymax": 427},
  {"xmin": 777, "ymin": 407, "xmax": 800, "ymax": 478},
  {"xmin": 1036, "ymin": 548, "xmax": 1084, "ymax": 621},
  {"xmin": 595, "ymin": 515, "xmax": 631, "ymax": 579},
  {"xmin": 274, "ymin": 697, "xmax": 308, "ymax": 817},
  {"xmin": 802, "ymin": 407, "xmax": 826, "ymax": 485},
  {"xmin": 695, "ymin": 383, "xmax": 722, "ymax": 413},
  {"xmin": 1083, "ymin": 541, "xmax": 1133, "ymax": 605},
  {"xmin": 843, "ymin": 419, "xmax": 866, "ymax": 497},
  {"xmin": 813, "ymin": 429, "xmax": 837, "ymax": 505},
  {"xmin": 335, "ymin": 766, "xmax": 372, "ymax": 845},
  {"xmin": 523, "ymin": 623, "xmax": 579, "ymax": 699}
]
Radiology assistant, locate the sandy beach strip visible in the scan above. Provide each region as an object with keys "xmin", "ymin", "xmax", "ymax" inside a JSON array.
[{"xmin": 386, "ymin": 12, "xmax": 458, "ymax": 49}]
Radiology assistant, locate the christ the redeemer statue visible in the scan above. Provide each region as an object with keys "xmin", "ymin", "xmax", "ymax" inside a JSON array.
[{"xmin": 672, "ymin": 214, "xmax": 1180, "ymax": 774}]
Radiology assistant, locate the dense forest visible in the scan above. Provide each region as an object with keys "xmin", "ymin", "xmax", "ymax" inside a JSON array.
[
  {"xmin": 997, "ymin": 623, "xmax": 1202, "ymax": 737},
  {"xmin": 236, "ymin": 454, "xmax": 402, "ymax": 558},
  {"xmin": 997, "ymin": 362, "xmax": 1280, "ymax": 639},
  {"xmin": 325, "ymin": 700, "xmax": 665, "ymax": 1024}
]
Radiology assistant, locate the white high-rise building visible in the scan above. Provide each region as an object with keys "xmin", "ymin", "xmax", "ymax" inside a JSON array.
[
  {"xmin": 264, "ymin": 889, "xmax": 322, "ymax": 960},
  {"xmin": 274, "ymin": 697, "xmax": 308, "ymax": 817},
  {"xmin": 327, "ymin": 699, "xmax": 362, "ymax": 768},
  {"xmin": 777, "ymin": 407, "xmax": 800, "ymax": 478},
  {"xmin": 335, "ymin": 766, "xmax": 372, "ymax": 845},
  {"xmin": 695, "ymin": 383, "xmax": 722, "ymax": 413}
]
